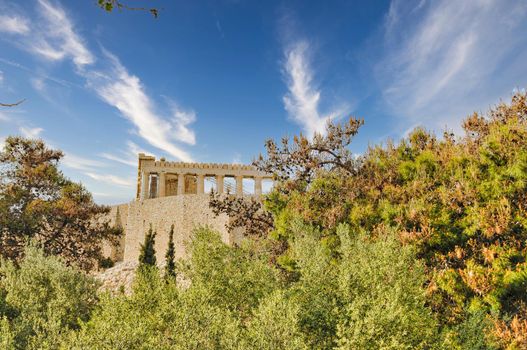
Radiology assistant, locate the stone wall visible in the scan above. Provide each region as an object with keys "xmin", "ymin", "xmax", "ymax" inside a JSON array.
[{"xmin": 104, "ymin": 194, "xmax": 233, "ymax": 265}]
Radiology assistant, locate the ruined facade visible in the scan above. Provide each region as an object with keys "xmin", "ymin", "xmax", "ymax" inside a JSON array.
[
  {"xmin": 104, "ymin": 155, "xmax": 272, "ymax": 265},
  {"xmin": 136, "ymin": 153, "xmax": 272, "ymax": 199}
]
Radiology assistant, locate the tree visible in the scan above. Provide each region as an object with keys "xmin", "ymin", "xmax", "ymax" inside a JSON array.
[
  {"xmin": 139, "ymin": 225, "xmax": 156, "ymax": 267},
  {"xmin": 164, "ymin": 224, "xmax": 176, "ymax": 280},
  {"xmin": 254, "ymin": 117, "xmax": 363, "ymax": 187},
  {"xmin": 0, "ymin": 136, "xmax": 121, "ymax": 271},
  {"xmin": 209, "ymin": 117, "xmax": 362, "ymax": 240}
]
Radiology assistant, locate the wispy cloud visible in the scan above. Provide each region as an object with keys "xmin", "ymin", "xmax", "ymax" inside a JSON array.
[
  {"xmin": 62, "ymin": 153, "xmax": 106, "ymax": 172},
  {"xmin": 19, "ymin": 126, "xmax": 43, "ymax": 138},
  {"xmin": 32, "ymin": 0, "xmax": 94, "ymax": 68},
  {"xmin": 282, "ymin": 40, "xmax": 347, "ymax": 136},
  {"xmin": 84, "ymin": 172, "xmax": 135, "ymax": 187},
  {"xmin": 169, "ymin": 102, "xmax": 197, "ymax": 145},
  {"xmin": 62, "ymin": 151, "xmax": 134, "ymax": 188},
  {"xmin": 4, "ymin": 0, "xmax": 198, "ymax": 162},
  {"xmin": 86, "ymin": 51, "xmax": 195, "ymax": 161},
  {"xmin": 376, "ymin": 0, "xmax": 527, "ymax": 131},
  {"xmin": 0, "ymin": 14, "xmax": 30, "ymax": 34},
  {"xmin": 100, "ymin": 140, "xmax": 149, "ymax": 167}
]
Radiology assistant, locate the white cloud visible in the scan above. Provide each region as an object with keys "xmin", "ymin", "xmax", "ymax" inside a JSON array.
[
  {"xmin": 62, "ymin": 151, "xmax": 134, "ymax": 189},
  {"xmin": 100, "ymin": 153, "xmax": 137, "ymax": 167},
  {"xmin": 30, "ymin": 0, "xmax": 94, "ymax": 68},
  {"xmin": 85, "ymin": 172, "xmax": 135, "ymax": 187},
  {"xmin": 0, "ymin": 14, "xmax": 30, "ymax": 34},
  {"xmin": 2, "ymin": 1, "xmax": 197, "ymax": 163},
  {"xmin": 19, "ymin": 126, "xmax": 43, "ymax": 138},
  {"xmin": 376, "ymin": 0, "xmax": 527, "ymax": 131},
  {"xmin": 100, "ymin": 140, "xmax": 150, "ymax": 167},
  {"xmin": 62, "ymin": 153, "xmax": 106, "ymax": 172},
  {"xmin": 283, "ymin": 40, "xmax": 347, "ymax": 136},
  {"xmin": 0, "ymin": 70, "xmax": 3, "ymax": 84},
  {"xmin": 86, "ymin": 51, "xmax": 195, "ymax": 162},
  {"xmin": 169, "ymin": 103, "xmax": 197, "ymax": 145}
]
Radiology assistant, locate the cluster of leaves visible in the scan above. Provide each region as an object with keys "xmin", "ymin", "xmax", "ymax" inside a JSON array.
[
  {"xmin": 0, "ymin": 245, "xmax": 99, "ymax": 349},
  {"xmin": 258, "ymin": 93, "xmax": 527, "ymax": 348},
  {"xmin": 0, "ymin": 137, "xmax": 121, "ymax": 271},
  {"xmin": 97, "ymin": 0, "xmax": 160, "ymax": 18}
]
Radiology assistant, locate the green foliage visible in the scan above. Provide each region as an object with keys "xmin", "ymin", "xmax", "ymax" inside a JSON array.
[
  {"xmin": 0, "ymin": 136, "xmax": 121, "ymax": 271},
  {"xmin": 164, "ymin": 224, "xmax": 176, "ymax": 280},
  {"xmin": 70, "ymin": 228, "xmax": 275, "ymax": 349},
  {"xmin": 263, "ymin": 93, "xmax": 527, "ymax": 347},
  {"xmin": 138, "ymin": 225, "xmax": 156, "ymax": 267},
  {"xmin": 97, "ymin": 0, "xmax": 159, "ymax": 18},
  {"xmin": 243, "ymin": 290, "xmax": 307, "ymax": 350},
  {"xmin": 334, "ymin": 225, "xmax": 438, "ymax": 349},
  {"xmin": 181, "ymin": 227, "xmax": 280, "ymax": 319},
  {"xmin": 3, "ymin": 93, "xmax": 527, "ymax": 349},
  {"xmin": 442, "ymin": 310, "xmax": 497, "ymax": 350},
  {"xmin": 0, "ymin": 244, "xmax": 98, "ymax": 349}
]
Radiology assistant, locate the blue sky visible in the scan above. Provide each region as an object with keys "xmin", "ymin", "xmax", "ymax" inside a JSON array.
[{"xmin": 1, "ymin": 0, "xmax": 526, "ymax": 204}]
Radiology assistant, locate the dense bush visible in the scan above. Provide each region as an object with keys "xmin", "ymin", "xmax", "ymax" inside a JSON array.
[
  {"xmin": 0, "ymin": 245, "xmax": 98, "ymax": 349},
  {"xmin": 65, "ymin": 224, "xmax": 438, "ymax": 349}
]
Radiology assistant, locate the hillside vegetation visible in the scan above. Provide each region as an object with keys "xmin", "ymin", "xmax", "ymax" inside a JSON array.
[{"xmin": 1, "ymin": 93, "xmax": 526, "ymax": 349}]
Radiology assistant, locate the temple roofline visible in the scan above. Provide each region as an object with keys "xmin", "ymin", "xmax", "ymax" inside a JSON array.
[{"xmin": 136, "ymin": 154, "xmax": 273, "ymax": 200}]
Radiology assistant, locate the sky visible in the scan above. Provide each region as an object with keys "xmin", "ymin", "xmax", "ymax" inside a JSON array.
[{"xmin": 1, "ymin": 0, "xmax": 526, "ymax": 204}]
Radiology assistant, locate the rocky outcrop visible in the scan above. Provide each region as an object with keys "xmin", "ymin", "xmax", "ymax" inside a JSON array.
[{"xmin": 95, "ymin": 261, "xmax": 139, "ymax": 295}]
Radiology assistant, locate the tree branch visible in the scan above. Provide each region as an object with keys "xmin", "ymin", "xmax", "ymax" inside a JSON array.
[{"xmin": 0, "ymin": 99, "xmax": 25, "ymax": 107}]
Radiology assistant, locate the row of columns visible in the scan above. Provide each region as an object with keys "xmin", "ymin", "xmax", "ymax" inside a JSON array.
[{"xmin": 141, "ymin": 171, "xmax": 265, "ymax": 200}]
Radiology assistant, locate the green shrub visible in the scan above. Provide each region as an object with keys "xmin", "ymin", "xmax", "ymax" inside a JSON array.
[
  {"xmin": 334, "ymin": 224, "xmax": 438, "ymax": 350},
  {"xmin": 0, "ymin": 244, "xmax": 99, "ymax": 349},
  {"xmin": 244, "ymin": 290, "xmax": 307, "ymax": 350}
]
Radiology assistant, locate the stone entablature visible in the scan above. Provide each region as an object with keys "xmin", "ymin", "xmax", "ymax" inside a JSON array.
[{"xmin": 136, "ymin": 153, "xmax": 273, "ymax": 200}]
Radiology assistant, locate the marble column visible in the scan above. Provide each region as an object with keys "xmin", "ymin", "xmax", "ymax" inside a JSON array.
[
  {"xmin": 197, "ymin": 174, "xmax": 205, "ymax": 194},
  {"xmin": 235, "ymin": 175, "xmax": 244, "ymax": 196},
  {"xmin": 141, "ymin": 171, "xmax": 149, "ymax": 200},
  {"xmin": 177, "ymin": 173, "xmax": 185, "ymax": 195},
  {"xmin": 216, "ymin": 175, "xmax": 224, "ymax": 194},
  {"xmin": 254, "ymin": 177, "xmax": 263, "ymax": 196},
  {"xmin": 158, "ymin": 172, "xmax": 166, "ymax": 197}
]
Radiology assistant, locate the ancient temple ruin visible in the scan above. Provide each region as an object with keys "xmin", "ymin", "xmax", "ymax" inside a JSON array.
[
  {"xmin": 104, "ymin": 154, "xmax": 273, "ymax": 265},
  {"xmin": 136, "ymin": 153, "xmax": 273, "ymax": 199}
]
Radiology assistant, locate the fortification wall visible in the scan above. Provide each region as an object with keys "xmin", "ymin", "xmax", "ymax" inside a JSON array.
[{"xmin": 105, "ymin": 195, "xmax": 233, "ymax": 265}]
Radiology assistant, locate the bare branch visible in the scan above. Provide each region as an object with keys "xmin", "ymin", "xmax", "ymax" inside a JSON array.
[
  {"xmin": 209, "ymin": 191, "xmax": 274, "ymax": 238},
  {"xmin": 253, "ymin": 117, "xmax": 364, "ymax": 185},
  {"xmin": 0, "ymin": 99, "xmax": 26, "ymax": 107}
]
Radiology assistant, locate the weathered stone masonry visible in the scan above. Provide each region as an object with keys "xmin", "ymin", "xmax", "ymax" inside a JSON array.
[
  {"xmin": 136, "ymin": 153, "xmax": 272, "ymax": 199},
  {"xmin": 104, "ymin": 155, "xmax": 272, "ymax": 265}
]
